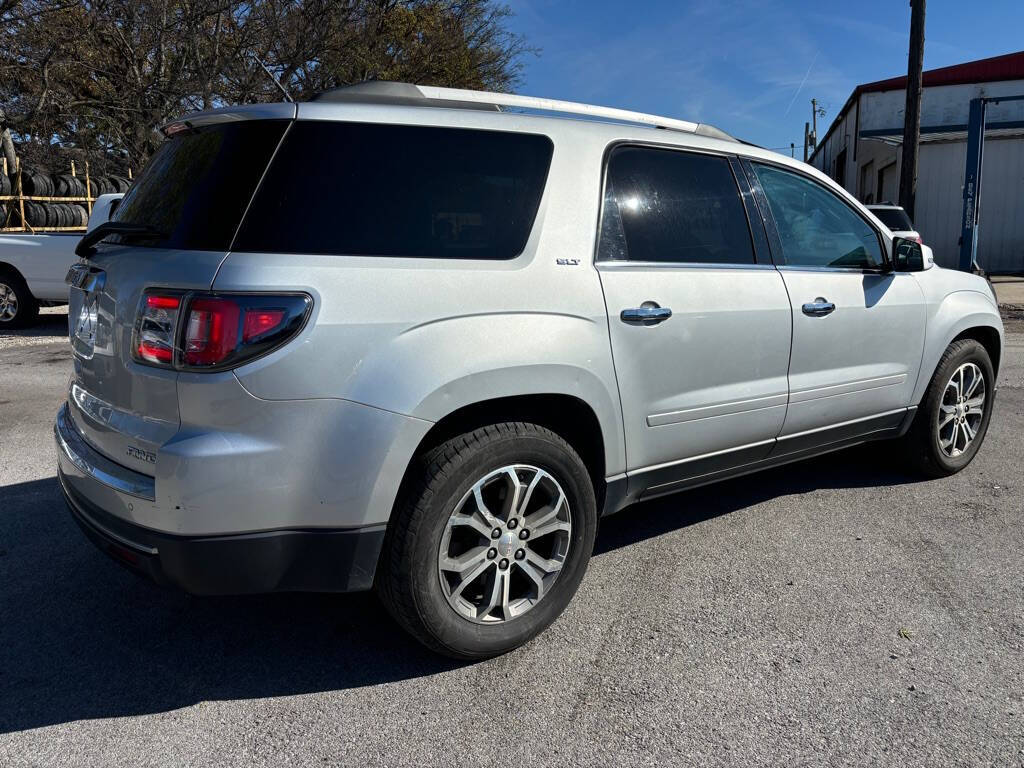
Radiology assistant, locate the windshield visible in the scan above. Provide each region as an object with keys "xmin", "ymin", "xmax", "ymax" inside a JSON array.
[
  {"xmin": 871, "ymin": 207, "xmax": 914, "ymax": 232},
  {"xmin": 110, "ymin": 120, "xmax": 288, "ymax": 250}
]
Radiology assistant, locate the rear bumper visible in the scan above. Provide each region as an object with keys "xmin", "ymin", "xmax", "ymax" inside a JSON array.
[
  {"xmin": 55, "ymin": 402, "xmax": 386, "ymax": 594},
  {"xmin": 60, "ymin": 470, "xmax": 385, "ymax": 594}
]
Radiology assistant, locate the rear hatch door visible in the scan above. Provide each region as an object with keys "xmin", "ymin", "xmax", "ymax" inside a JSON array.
[{"xmin": 66, "ymin": 106, "xmax": 293, "ymax": 475}]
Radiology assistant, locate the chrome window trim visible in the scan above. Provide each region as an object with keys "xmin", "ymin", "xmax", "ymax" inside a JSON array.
[
  {"xmin": 596, "ymin": 260, "xmax": 776, "ymax": 271},
  {"xmin": 775, "ymin": 264, "xmax": 900, "ymax": 276}
]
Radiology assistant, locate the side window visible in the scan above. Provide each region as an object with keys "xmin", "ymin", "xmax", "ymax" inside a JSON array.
[
  {"xmin": 598, "ymin": 146, "xmax": 755, "ymax": 264},
  {"xmin": 752, "ymin": 163, "xmax": 884, "ymax": 269},
  {"xmin": 234, "ymin": 122, "xmax": 553, "ymax": 260}
]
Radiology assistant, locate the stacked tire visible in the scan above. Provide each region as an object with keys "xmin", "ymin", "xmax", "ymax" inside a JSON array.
[
  {"xmin": 88, "ymin": 174, "xmax": 130, "ymax": 196},
  {"xmin": 54, "ymin": 173, "xmax": 88, "ymax": 198},
  {"xmin": 0, "ymin": 172, "xmax": 9, "ymax": 226},
  {"xmin": 2, "ymin": 167, "xmax": 129, "ymax": 229}
]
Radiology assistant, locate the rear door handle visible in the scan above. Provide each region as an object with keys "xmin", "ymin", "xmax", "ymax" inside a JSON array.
[
  {"xmin": 621, "ymin": 304, "xmax": 672, "ymax": 326},
  {"xmin": 801, "ymin": 297, "xmax": 836, "ymax": 317}
]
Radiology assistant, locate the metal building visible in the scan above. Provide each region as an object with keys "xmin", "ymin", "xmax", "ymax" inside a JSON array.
[{"xmin": 809, "ymin": 51, "xmax": 1024, "ymax": 273}]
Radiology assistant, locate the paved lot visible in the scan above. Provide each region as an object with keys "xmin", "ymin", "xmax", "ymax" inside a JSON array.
[{"xmin": 1, "ymin": 310, "xmax": 1022, "ymax": 767}]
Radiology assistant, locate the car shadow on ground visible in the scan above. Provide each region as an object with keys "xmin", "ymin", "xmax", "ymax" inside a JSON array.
[
  {"xmin": 0, "ymin": 308, "xmax": 68, "ymax": 343},
  {"xmin": 0, "ymin": 444, "xmax": 921, "ymax": 733}
]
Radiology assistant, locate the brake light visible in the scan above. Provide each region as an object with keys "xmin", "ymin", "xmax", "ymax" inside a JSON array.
[
  {"xmin": 146, "ymin": 295, "xmax": 181, "ymax": 309},
  {"xmin": 184, "ymin": 297, "xmax": 240, "ymax": 366},
  {"xmin": 133, "ymin": 291, "xmax": 310, "ymax": 371},
  {"xmin": 243, "ymin": 309, "xmax": 286, "ymax": 341}
]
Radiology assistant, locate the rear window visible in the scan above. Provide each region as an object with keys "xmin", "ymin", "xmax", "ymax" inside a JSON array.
[
  {"xmin": 110, "ymin": 120, "xmax": 288, "ymax": 250},
  {"xmin": 232, "ymin": 121, "xmax": 553, "ymax": 259},
  {"xmin": 870, "ymin": 207, "xmax": 914, "ymax": 231}
]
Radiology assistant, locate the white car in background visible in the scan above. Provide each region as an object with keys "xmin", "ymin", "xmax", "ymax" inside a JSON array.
[
  {"xmin": 867, "ymin": 204, "xmax": 922, "ymax": 244},
  {"xmin": 0, "ymin": 193, "xmax": 122, "ymax": 328}
]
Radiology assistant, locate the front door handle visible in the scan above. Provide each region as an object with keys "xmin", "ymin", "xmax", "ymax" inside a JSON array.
[
  {"xmin": 802, "ymin": 297, "xmax": 836, "ymax": 317},
  {"xmin": 621, "ymin": 303, "xmax": 672, "ymax": 326}
]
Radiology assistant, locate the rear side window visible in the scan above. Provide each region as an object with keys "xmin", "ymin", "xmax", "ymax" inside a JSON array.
[
  {"xmin": 598, "ymin": 146, "xmax": 755, "ymax": 264},
  {"xmin": 111, "ymin": 120, "xmax": 288, "ymax": 250},
  {"xmin": 871, "ymin": 207, "xmax": 914, "ymax": 231},
  {"xmin": 233, "ymin": 122, "xmax": 553, "ymax": 259}
]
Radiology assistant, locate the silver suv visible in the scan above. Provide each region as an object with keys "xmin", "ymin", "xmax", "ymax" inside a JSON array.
[{"xmin": 56, "ymin": 83, "xmax": 1003, "ymax": 658}]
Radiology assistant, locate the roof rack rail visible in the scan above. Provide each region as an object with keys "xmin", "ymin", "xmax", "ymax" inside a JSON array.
[{"xmin": 309, "ymin": 81, "xmax": 734, "ymax": 141}]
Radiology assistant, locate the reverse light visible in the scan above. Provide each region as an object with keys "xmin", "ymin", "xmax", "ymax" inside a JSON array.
[{"xmin": 133, "ymin": 290, "xmax": 310, "ymax": 371}]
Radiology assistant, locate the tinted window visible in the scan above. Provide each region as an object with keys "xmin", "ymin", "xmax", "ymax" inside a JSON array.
[
  {"xmin": 233, "ymin": 122, "xmax": 553, "ymax": 259},
  {"xmin": 753, "ymin": 163, "xmax": 883, "ymax": 269},
  {"xmin": 598, "ymin": 146, "xmax": 754, "ymax": 264},
  {"xmin": 111, "ymin": 120, "xmax": 288, "ymax": 250},
  {"xmin": 870, "ymin": 207, "xmax": 914, "ymax": 231}
]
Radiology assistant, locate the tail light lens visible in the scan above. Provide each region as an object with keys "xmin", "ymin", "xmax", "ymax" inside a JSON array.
[
  {"xmin": 184, "ymin": 297, "xmax": 241, "ymax": 366},
  {"xmin": 135, "ymin": 293, "xmax": 181, "ymax": 364},
  {"xmin": 133, "ymin": 291, "xmax": 311, "ymax": 371}
]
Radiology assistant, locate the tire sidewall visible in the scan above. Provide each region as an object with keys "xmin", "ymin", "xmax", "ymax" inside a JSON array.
[
  {"xmin": 407, "ymin": 430, "xmax": 597, "ymax": 658},
  {"xmin": 922, "ymin": 340, "xmax": 994, "ymax": 473}
]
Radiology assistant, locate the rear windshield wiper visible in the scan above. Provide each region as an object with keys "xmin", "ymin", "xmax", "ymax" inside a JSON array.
[{"xmin": 76, "ymin": 222, "xmax": 165, "ymax": 258}]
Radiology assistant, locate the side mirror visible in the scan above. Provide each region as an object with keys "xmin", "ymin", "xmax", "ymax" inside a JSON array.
[{"xmin": 892, "ymin": 236, "xmax": 929, "ymax": 272}]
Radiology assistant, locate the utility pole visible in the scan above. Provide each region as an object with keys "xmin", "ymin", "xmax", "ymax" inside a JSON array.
[
  {"xmin": 811, "ymin": 98, "xmax": 820, "ymax": 145},
  {"xmin": 791, "ymin": 142, "xmax": 795, "ymax": 158},
  {"xmin": 899, "ymin": 0, "xmax": 926, "ymax": 218},
  {"xmin": 803, "ymin": 122, "xmax": 810, "ymax": 162}
]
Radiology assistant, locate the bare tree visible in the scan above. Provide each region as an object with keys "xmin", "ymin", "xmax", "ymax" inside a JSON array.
[{"xmin": 0, "ymin": 0, "xmax": 533, "ymax": 172}]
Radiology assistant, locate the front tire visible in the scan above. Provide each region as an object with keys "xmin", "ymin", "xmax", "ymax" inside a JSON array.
[
  {"xmin": 377, "ymin": 422, "xmax": 597, "ymax": 659},
  {"xmin": 902, "ymin": 339, "xmax": 995, "ymax": 477}
]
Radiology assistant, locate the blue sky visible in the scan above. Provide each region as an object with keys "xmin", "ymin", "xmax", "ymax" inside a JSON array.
[{"xmin": 504, "ymin": 0, "xmax": 1024, "ymax": 151}]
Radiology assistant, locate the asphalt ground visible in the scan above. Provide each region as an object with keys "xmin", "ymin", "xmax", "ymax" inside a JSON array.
[{"xmin": 1, "ymin": 309, "xmax": 1022, "ymax": 767}]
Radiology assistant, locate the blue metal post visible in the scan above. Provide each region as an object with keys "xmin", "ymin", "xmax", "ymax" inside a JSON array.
[{"xmin": 958, "ymin": 98, "xmax": 986, "ymax": 272}]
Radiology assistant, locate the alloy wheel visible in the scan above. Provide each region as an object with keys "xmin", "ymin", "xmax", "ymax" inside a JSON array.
[
  {"xmin": 0, "ymin": 282, "xmax": 18, "ymax": 321},
  {"xmin": 438, "ymin": 464, "xmax": 572, "ymax": 624},
  {"xmin": 937, "ymin": 362, "xmax": 986, "ymax": 458}
]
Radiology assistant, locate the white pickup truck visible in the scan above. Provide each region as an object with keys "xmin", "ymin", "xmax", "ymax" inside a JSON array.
[{"xmin": 0, "ymin": 194, "xmax": 122, "ymax": 328}]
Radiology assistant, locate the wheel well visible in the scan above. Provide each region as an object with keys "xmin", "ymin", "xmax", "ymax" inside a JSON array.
[
  {"xmin": 411, "ymin": 394, "xmax": 607, "ymax": 502},
  {"xmin": 953, "ymin": 326, "xmax": 1001, "ymax": 377},
  {"xmin": 0, "ymin": 262, "xmax": 25, "ymax": 282}
]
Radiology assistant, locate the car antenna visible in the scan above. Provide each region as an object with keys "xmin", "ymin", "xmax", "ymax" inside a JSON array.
[{"xmin": 253, "ymin": 54, "xmax": 293, "ymax": 103}]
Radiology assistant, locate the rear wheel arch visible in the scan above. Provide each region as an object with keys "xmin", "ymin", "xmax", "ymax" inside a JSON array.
[
  {"xmin": 401, "ymin": 394, "xmax": 607, "ymax": 512},
  {"xmin": 0, "ymin": 261, "xmax": 26, "ymax": 283}
]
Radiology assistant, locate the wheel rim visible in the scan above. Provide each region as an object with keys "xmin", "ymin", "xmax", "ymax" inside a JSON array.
[
  {"xmin": 0, "ymin": 282, "xmax": 17, "ymax": 321},
  {"xmin": 438, "ymin": 464, "xmax": 572, "ymax": 624},
  {"xmin": 937, "ymin": 362, "xmax": 986, "ymax": 458}
]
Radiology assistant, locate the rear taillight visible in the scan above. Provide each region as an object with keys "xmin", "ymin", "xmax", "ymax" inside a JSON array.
[
  {"xmin": 184, "ymin": 297, "xmax": 241, "ymax": 366},
  {"xmin": 134, "ymin": 293, "xmax": 182, "ymax": 364},
  {"xmin": 133, "ymin": 291, "xmax": 310, "ymax": 371}
]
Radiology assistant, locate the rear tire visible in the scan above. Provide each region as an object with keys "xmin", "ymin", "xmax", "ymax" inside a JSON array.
[
  {"xmin": 901, "ymin": 339, "xmax": 994, "ymax": 477},
  {"xmin": 377, "ymin": 422, "xmax": 597, "ymax": 659},
  {"xmin": 0, "ymin": 271, "xmax": 39, "ymax": 329}
]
